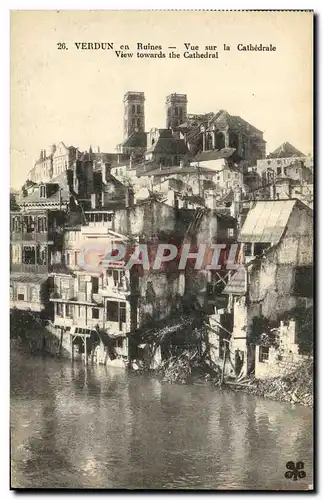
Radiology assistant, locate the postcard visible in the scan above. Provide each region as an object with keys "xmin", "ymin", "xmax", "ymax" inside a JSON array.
[{"xmin": 10, "ymin": 10, "xmax": 314, "ymax": 491}]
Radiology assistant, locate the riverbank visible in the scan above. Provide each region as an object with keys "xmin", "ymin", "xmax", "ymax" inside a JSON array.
[
  {"xmin": 224, "ymin": 359, "xmax": 313, "ymax": 408},
  {"xmin": 10, "ymin": 336, "xmax": 313, "ymax": 408},
  {"xmin": 155, "ymin": 351, "xmax": 313, "ymax": 408}
]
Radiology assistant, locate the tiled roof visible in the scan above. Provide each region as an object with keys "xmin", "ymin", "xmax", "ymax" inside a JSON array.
[
  {"xmin": 268, "ymin": 142, "xmax": 305, "ymax": 159},
  {"xmin": 193, "ymin": 148, "xmax": 239, "ymax": 162},
  {"xmin": 223, "ymin": 266, "xmax": 247, "ymax": 295},
  {"xmin": 239, "ymin": 199, "xmax": 297, "ymax": 244},
  {"xmin": 10, "ymin": 273, "xmax": 48, "ymax": 285},
  {"xmin": 121, "ymin": 132, "xmax": 147, "ymax": 149},
  {"xmin": 148, "ymin": 137, "xmax": 188, "ymax": 155},
  {"xmin": 19, "ymin": 184, "xmax": 70, "ymax": 205},
  {"xmin": 137, "ymin": 164, "xmax": 215, "ymax": 177},
  {"xmin": 80, "ymin": 152, "xmax": 121, "ymax": 163}
]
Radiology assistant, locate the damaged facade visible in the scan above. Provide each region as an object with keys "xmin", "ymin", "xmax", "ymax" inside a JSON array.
[{"xmin": 10, "ymin": 91, "xmax": 313, "ymax": 381}]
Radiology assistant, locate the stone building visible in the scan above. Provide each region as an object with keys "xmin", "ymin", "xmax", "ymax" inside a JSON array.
[
  {"xmin": 48, "ymin": 198, "xmax": 192, "ymax": 365},
  {"xmin": 27, "ymin": 142, "xmax": 80, "ymax": 184},
  {"xmin": 220, "ymin": 199, "xmax": 313, "ymax": 377},
  {"xmin": 27, "ymin": 145, "xmax": 56, "ymax": 183},
  {"xmin": 166, "ymin": 93, "xmax": 188, "ymax": 129},
  {"xmin": 176, "ymin": 108, "xmax": 266, "ymax": 169},
  {"xmin": 10, "ymin": 165, "xmax": 93, "ymax": 314},
  {"xmin": 123, "ymin": 91, "xmax": 145, "ymax": 139}
]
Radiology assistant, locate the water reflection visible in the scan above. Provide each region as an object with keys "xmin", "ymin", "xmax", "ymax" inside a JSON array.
[{"xmin": 11, "ymin": 350, "xmax": 313, "ymax": 490}]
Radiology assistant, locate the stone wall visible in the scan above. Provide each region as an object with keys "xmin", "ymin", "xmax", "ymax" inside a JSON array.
[{"xmin": 255, "ymin": 320, "xmax": 310, "ymax": 379}]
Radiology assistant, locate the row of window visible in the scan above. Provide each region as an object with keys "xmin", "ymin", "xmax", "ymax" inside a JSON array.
[
  {"xmin": 56, "ymin": 271, "xmax": 127, "ymax": 295},
  {"xmin": 55, "ymin": 301, "xmax": 126, "ymax": 324},
  {"xmin": 131, "ymin": 118, "xmax": 141, "ymax": 128},
  {"xmin": 86, "ymin": 212, "xmax": 113, "ymax": 223},
  {"xmin": 167, "ymin": 106, "xmax": 184, "ymax": 118},
  {"xmin": 10, "ymin": 285, "xmax": 40, "ymax": 303},
  {"xmin": 11, "ymin": 216, "xmax": 48, "ymax": 233},
  {"xmin": 21, "ymin": 246, "xmax": 47, "ymax": 265}
]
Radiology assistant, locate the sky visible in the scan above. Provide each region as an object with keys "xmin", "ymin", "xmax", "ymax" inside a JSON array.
[{"xmin": 10, "ymin": 10, "xmax": 313, "ymax": 189}]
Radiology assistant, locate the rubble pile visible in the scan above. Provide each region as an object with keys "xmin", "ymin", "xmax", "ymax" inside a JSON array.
[
  {"xmin": 228, "ymin": 359, "xmax": 313, "ymax": 407},
  {"xmin": 255, "ymin": 358, "xmax": 313, "ymax": 407},
  {"xmin": 158, "ymin": 350, "xmax": 222, "ymax": 385}
]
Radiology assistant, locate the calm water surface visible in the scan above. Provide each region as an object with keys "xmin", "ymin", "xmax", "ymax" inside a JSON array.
[{"xmin": 10, "ymin": 349, "xmax": 313, "ymax": 490}]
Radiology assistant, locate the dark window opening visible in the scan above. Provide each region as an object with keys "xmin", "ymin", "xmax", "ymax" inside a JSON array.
[
  {"xmin": 92, "ymin": 308, "xmax": 99, "ymax": 319},
  {"xmin": 23, "ymin": 216, "xmax": 35, "ymax": 233},
  {"xmin": 174, "ymin": 106, "xmax": 178, "ymax": 116},
  {"xmin": 56, "ymin": 303, "xmax": 63, "ymax": 317},
  {"xmin": 277, "ymin": 167, "xmax": 282, "ymax": 176},
  {"xmin": 136, "ymin": 105, "xmax": 140, "ymax": 114},
  {"xmin": 111, "ymin": 338, "xmax": 124, "ymax": 348},
  {"xmin": 106, "ymin": 301, "xmax": 118, "ymax": 322},
  {"xmin": 39, "ymin": 185, "xmax": 46, "ymax": 198},
  {"xmin": 254, "ymin": 243, "xmax": 271, "ymax": 257},
  {"xmin": 294, "ymin": 266, "xmax": 313, "ymax": 298},
  {"xmin": 17, "ymin": 293, "xmax": 25, "ymax": 301},
  {"xmin": 215, "ymin": 132, "xmax": 225, "ymax": 150},
  {"xmin": 23, "ymin": 246, "xmax": 36, "ymax": 264},
  {"xmin": 92, "ymin": 277, "xmax": 99, "ymax": 294},
  {"xmin": 106, "ymin": 300, "xmax": 127, "ymax": 329},
  {"xmin": 259, "ymin": 346, "xmax": 269, "ymax": 363}
]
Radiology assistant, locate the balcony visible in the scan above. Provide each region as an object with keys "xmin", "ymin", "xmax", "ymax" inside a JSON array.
[
  {"xmin": 81, "ymin": 224, "xmax": 113, "ymax": 237},
  {"xmin": 10, "ymin": 231, "xmax": 54, "ymax": 243}
]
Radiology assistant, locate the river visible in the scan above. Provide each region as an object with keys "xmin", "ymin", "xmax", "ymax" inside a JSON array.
[{"xmin": 10, "ymin": 349, "xmax": 313, "ymax": 490}]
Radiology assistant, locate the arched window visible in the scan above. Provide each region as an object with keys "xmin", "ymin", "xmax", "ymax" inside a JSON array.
[
  {"xmin": 39, "ymin": 185, "xmax": 46, "ymax": 198},
  {"xmin": 132, "ymin": 105, "xmax": 135, "ymax": 113},
  {"xmin": 137, "ymin": 105, "xmax": 141, "ymax": 113},
  {"xmin": 229, "ymin": 132, "xmax": 239, "ymax": 149},
  {"xmin": 206, "ymin": 133, "xmax": 213, "ymax": 151},
  {"xmin": 215, "ymin": 132, "xmax": 225, "ymax": 150},
  {"xmin": 137, "ymin": 118, "xmax": 141, "ymax": 128}
]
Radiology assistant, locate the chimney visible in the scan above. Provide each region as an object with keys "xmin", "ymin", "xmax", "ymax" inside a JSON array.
[
  {"xmin": 102, "ymin": 163, "xmax": 111, "ymax": 184},
  {"xmin": 91, "ymin": 193, "xmax": 97, "ymax": 209},
  {"xmin": 43, "ymin": 149, "xmax": 46, "ymax": 159}
]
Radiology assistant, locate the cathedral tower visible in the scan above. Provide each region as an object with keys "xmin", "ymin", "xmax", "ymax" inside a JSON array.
[
  {"xmin": 123, "ymin": 92, "xmax": 145, "ymax": 139},
  {"xmin": 166, "ymin": 93, "xmax": 187, "ymax": 129}
]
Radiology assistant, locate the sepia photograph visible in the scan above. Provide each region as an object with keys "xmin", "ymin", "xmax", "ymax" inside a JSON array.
[{"xmin": 10, "ymin": 10, "xmax": 314, "ymax": 491}]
